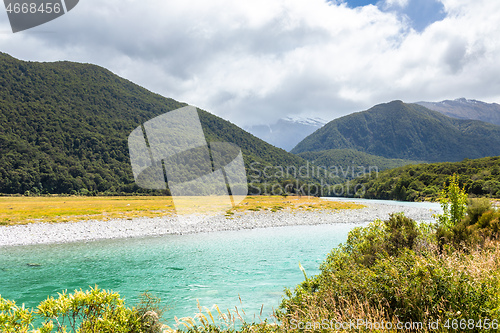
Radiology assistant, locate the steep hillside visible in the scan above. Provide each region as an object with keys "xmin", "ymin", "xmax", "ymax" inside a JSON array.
[
  {"xmin": 0, "ymin": 53, "xmax": 308, "ymax": 194},
  {"xmin": 291, "ymin": 100, "xmax": 500, "ymax": 162},
  {"xmin": 417, "ymin": 98, "xmax": 500, "ymax": 126},
  {"xmin": 297, "ymin": 149, "xmax": 420, "ymax": 178}
]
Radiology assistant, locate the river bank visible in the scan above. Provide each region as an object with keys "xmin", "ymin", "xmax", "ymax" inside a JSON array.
[{"xmin": 0, "ymin": 201, "xmax": 440, "ymax": 247}]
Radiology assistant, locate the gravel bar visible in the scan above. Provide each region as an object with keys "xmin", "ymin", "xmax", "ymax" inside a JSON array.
[{"xmin": 0, "ymin": 203, "xmax": 440, "ymax": 247}]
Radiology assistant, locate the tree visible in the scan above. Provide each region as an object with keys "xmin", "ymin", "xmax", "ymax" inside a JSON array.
[{"xmin": 435, "ymin": 173, "xmax": 468, "ymax": 230}]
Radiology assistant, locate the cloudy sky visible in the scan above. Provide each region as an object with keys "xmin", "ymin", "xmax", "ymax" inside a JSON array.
[{"xmin": 1, "ymin": 0, "xmax": 500, "ymax": 127}]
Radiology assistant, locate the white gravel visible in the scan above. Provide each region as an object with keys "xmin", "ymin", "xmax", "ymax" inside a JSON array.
[{"xmin": 0, "ymin": 203, "xmax": 440, "ymax": 247}]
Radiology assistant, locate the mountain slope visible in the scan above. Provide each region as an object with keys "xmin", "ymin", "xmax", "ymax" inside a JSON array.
[
  {"xmin": 297, "ymin": 149, "xmax": 420, "ymax": 178},
  {"xmin": 291, "ymin": 100, "xmax": 500, "ymax": 162},
  {"xmin": 417, "ymin": 98, "xmax": 500, "ymax": 126},
  {"xmin": 245, "ymin": 117, "xmax": 327, "ymax": 151},
  {"xmin": 0, "ymin": 52, "xmax": 308, "ymax": 194}
]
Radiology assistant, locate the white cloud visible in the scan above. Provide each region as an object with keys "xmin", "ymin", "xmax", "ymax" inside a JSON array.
[
  {"xmin": 383, "ymin": 0, "xmax": 410, "ymax": 9},
  {"xmin": 1, "ymin": 0, "xmax": 500, "ymax": 126}
]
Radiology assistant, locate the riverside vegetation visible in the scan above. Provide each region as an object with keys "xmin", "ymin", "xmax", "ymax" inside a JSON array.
[
  {"xmin": 2, "ymin": 174, "xmax": 499, "ymax": 332},
  {"xmin": 0, "ymin": 287, "xmax": 166, "ymax": 333},
  {"xmin": 344, "ymin": 155, "xmax": 500, "ymax": 201}
]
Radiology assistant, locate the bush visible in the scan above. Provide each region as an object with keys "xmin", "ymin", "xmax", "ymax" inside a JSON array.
[
  {"xmin": 437, "ymin": 197, "xmax": 499, "ymax": 250},
  {"xmin": 0, "ymin": 287, "xmax": 165, "ymax": 333},
  {"xmin": 135, "ymin": 292, "xmax": 166, "ymax": 333},
  {"xmin": 338, "ymin": 213, "xmax": 419, "ymax": 267},
  {"xmin": 466, "ymin": 198, "xmax": 492, "ymax": 225},
  {"xmin": 473, "ymin": 210, "xmax": 500, "ymax": 241},
  {"xmin": 0, "ymin": 296, "xmax": 37, "ymax": 333},
  {"xmin": 277, "ymin": 208, "xmax": 500, "ymax": 332}
]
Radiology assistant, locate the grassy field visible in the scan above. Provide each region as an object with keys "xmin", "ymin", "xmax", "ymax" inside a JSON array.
[{"xmin": 0, "ymin": 196, "xmax": 363, "ymax": 225}]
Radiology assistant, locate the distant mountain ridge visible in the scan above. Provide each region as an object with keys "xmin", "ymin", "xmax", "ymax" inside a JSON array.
[
  {"xmin": 417, "ymin": 98, "xmax": 500, "ymax": 126},
  {"xmin": 291, "ymin": 100, "xmax": 500, "ymax": 162},
  {"xmin": 0, "ymin": 52, "xmax": 309, "ymax": 194},
  {"xmin": 245, "ymin": 117, "xmax": 327, "ymax": 151}
]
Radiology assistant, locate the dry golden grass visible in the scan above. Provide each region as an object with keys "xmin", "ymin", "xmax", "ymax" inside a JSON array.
[
  {"xmin": 0, "ymin": 195, "xmax": 364, "ymax": 226},
  {"xmin": 0, "ymin": 196, "xmax": 177, "ymax": 225},
  {"xmin": 232, "ymin": 196, "xmax": 363, "ymax": 213}
]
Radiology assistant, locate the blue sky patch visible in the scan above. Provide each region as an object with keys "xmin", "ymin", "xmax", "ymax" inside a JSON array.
[
  {"xmin": 342, "ymin": 0, "xmax": 379, "ymax": 7},
  {"xmin": 338, "ymin": 0, "xmax": 446, "ymax": 32}
]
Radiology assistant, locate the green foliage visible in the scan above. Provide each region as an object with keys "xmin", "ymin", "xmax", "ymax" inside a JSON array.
[
  {"xmin": 292, "ymin": 100, "xmax": 500, "ymax": 163},
  {"xmin": 435, "ymin": 174, "xmax": 468, "ymax": 230},
  {"xmin": 466, "ymin": 198, "xmax": 492, "ymax": 225},
  {"xmin": 438, "ymin": 201, "xmax": 500, "ymax": 250},
  {"xmin": 433, "ymin": 174, "xmax": 500, "ymax": 251},
  {"xmin": 0, "ymin": 296, "xmax": 41, "ymax": 333},
  {"xmin": 346, "ymin": 155, "xmax": 500, "ymax": 201},
  {"xmin": 0, "ymin": 286, "xmax": 164, "ymax": 333},
  {"xmin": 326, "ymin": 213, "xmax": 419, "ymax": 268},
  {"xmin": 277, "ymin": 208, "xmax": 500, "ymax": 332},
  {"xmin": 37, "ymin": 287, "xmax": 142, "ymax": 332},
  {"xmin": 0, "ymin": 52, "xmax": 310, "ymax": 195}
]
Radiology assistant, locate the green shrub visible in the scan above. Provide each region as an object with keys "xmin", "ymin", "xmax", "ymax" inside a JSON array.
[
  {"xmin": 37, "ymin": 286, "xmax": 145, "ymax": 332},
  {"xmin": 277, "ymin": 210, "xmax": 500, "ymax": 332},
  {"xmin": 337, "ymin": 213, "xmax": 418, "ymax": 267},
  {"xmin": 466, "ymin": 198, "xmax": 492, "ymax": 225},
  {"xmin": 473, "ymin": 210, "xmax": 500, "ymax": 240},
  {"xmin": 437, "ymin": 197, "xmax": 499, "ymax": 250},
  {"xmin": 0, "ymin": 296, "xmax": 38, "ymax": 333},
  {"xmin": 370, "ymin": 248, "xmax": 497, "ymax": 324},
  {"xmin": 0, "ymin": 287, "xmax": 165, "ymax": 333}
]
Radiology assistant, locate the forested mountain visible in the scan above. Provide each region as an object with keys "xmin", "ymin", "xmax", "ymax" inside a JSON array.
[
  {"xmin": 417, "ymin": 98, "xmax": 500, "ymax": 126},
  {"xmin": 343, "ymin": 156, "xmax": 500, "ymax": 201},
  {"xmin": 0, "ymin": 52, "xmax": 308, "ymax": 194},
  {"xmin": 291, "ymin": 100, "xmax": 500, "ymax": 162},
  {"xmin": 297, "ymin": 149, "xmax": 419, "ymax": 178}
]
